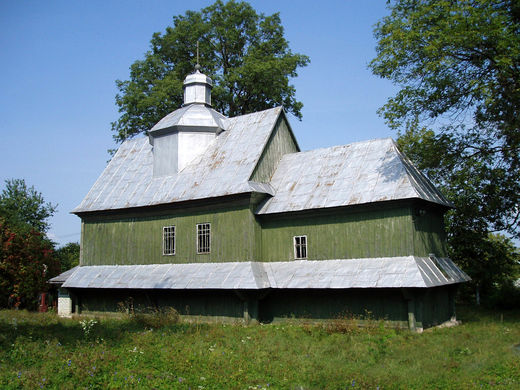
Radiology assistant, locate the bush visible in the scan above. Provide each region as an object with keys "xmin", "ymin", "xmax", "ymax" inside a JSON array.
[{"xmin": 124, "ymin": 306, "xmax": 180, "ymax": 329}]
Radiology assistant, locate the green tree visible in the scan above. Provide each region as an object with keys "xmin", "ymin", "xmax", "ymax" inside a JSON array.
[
  {"xmin": 112, "ymin": 0, "xmax": 309, "ymax": 143},
  {"xmin": 55, "ymin": 242, "xmax": 80, "ymax": 272},
  {"xmin": 0, "ymin": 178, "xmax": 57, "ymax": 233},
  {"xmin": 370, "ymin": 0, "xmax": 520, "ymax": 304},
  {"xmin": 451, "ymin": 231, "xmax": 519, "ymax": 306}
]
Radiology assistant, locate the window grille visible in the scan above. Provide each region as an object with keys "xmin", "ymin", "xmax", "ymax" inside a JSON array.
[
  {"xmin": 163, "ymin": 226, "xmax": 175, "ymax": 255},
  {"xmin": 197, "ymin": 223, "xmax": 211, "ymax": 254},
  {"xmin": 294, "ymin": 235, "xmax": 307, "ymax": 259}
]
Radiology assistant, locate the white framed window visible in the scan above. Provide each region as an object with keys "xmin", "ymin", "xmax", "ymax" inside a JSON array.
[
  {"xmin": 294, "ymin": 235, "xmax": 307, "ymax": 259},
  {"xmin": 163, "ymin": 226, "xmax": 176, "ymax": 255},
  {"xmin": 197, "ymin": 223, "xmax": 211, "ymax": 254}
]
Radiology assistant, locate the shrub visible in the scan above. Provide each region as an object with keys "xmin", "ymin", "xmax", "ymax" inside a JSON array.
[{"xmin": 128, "ymin": 307, "xmax": 180, "ymax": 329}]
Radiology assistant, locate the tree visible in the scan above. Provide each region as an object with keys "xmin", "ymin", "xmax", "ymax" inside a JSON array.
[
  {"xmin": 0, "ymin": 219, "xmax": 60, "ymax": 309},
  {"xmin": 0, "ymin": 178, "xmax": 57, "ymax": 233},
  {"xmin": 0, "ymin": 179, "xmax": 60, "ymax": 309},
  {"xmin": 369, "ymin": 0, "xmax": 520, "ymax": 304},
  {"xmin": 112, "ymin": 0, "xmax": 309, "ymax": 143},
  {"xmin": 55, "ymin": 242, "xmax": 80, "ymax": 272}
]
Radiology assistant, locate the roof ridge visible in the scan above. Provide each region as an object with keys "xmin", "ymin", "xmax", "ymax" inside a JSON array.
[
  {"xmin": 225, "ymin": 106, "xmax": 282, "ymax": 123},
  {"xmin": 285, "ymin": 137, "xmax": 394, "ymax": 156}
]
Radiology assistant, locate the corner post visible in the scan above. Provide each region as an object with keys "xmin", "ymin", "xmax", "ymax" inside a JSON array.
[
  {"xmin": 402, "ymin": 288, "xmax": 421, "ymax": 332},
  {"xmin": 448, "ymin": 285, "xmax": 458, "ymax": 322}
]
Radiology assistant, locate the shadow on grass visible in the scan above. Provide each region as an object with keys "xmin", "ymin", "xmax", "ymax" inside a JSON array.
[{"xmin": 0, "ymin": 310, "xmax": 193, "ymax": 350}]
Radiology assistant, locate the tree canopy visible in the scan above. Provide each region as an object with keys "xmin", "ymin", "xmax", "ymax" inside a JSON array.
[
  {"xmin": 112, "ymin": 0, "xmax": 309, "ymax": 143},
  {"xmin": 0, "ymin": 178, "xmax": 57, "ymax": 233},
  {"xmin": 370, "ymin": 0, "xmax": 520, "ymax": 304},
  {"xmin": 55, "ymin": 242, "xmax": 80, "ymax": 272}
]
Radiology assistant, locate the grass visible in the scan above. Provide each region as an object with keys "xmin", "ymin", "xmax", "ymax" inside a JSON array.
[{"xmin": 0, "ymin": 306, "xmax": 519, "ymax": 389}]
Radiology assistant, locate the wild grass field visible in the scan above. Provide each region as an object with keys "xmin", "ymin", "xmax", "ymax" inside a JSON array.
[{"xmin": 0, "ymin": 307, "xmax": 518, "ymax": 389}]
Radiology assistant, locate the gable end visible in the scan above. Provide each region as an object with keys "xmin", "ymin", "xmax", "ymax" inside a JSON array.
[{"xmin": 249, "ymin": 111, "xmax": 300, "ymax": 183}]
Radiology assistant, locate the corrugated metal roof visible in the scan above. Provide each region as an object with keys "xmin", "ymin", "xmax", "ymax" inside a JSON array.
[
  {"xmin": 256, "ymin": 138, "xmax": 452, "ymax": 214},
  {"xmin": 73, "ymin": 107, "xmax": 283, "ymax": 213},
  {"xmin": 61, "ymin": 256, "xmax": 469, "ymax": 290}
]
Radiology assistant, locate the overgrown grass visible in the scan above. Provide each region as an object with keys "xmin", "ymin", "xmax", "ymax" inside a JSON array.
[{"xmin": 0, "ymin": 306, "xmax": 519, "ymax": 389}]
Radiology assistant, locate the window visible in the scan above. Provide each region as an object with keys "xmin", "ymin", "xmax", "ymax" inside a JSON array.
[
  {"xmin": 163, "ymin": 226, "xmax": 175, "ymax": 255},
  {"xmin": 197, "ymin": 223, "xmax": 211, "ymax": 254},
  {"xmin": 294, "ymin": 235, "xmax": 307, "ymax": 259}
]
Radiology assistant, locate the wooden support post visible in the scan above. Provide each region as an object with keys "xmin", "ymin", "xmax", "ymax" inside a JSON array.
[
  {"xmin": 72, "ymin": 291, "xmax": 81, "ymax": 315},
  {"xmin": 449, "ymin": 285, "xmax": 457, "ymax": 322},
  {"xmin": 402, "ymin": 288, "xmax": 419, "ymax": 332},
  {"xmin": 248, "ymin": 299, "xmax": 259, "ymax": 324},
  {"xmin": 242, "ymin": 299, "xmax": 259, "ymax": 324},
  {"xmin": 235, "ymin": 291, "xmax": 260, "ymax": 324},
  {"xmin": 243, "ymin": 300, "xmax": 250, "ymax": 324},
  {"xmin": 407, "ymin": 298, "xmax": 416, "ymax": 332}
]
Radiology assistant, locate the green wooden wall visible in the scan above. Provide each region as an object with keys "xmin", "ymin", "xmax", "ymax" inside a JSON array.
[
  {"xmin": 260, "ymin": 206, "xmax": 413, "ymax": 261},
  {"xmin": 77, "ymin": 289, "xmax": 244, "ymax": 322},
  {"xmin": 80, "ymin": 200, "xmax": 447, "ymax": 265},
  {"xmin": 81, "ymin": 201, "xmax": 258, "ymax": 266},
  {"xmin": 259, "ymin": 203, "xmax": 447, "ymax": 261},
  {"xmin": 73, "ymin": 286, "xmax": 457, "ymax": 329},
  {"xmin": 250, "ymin": 115, "xmax": 299, "ymax": 183},
  {"xmin": 259, "ymin": 288, "xmax": 408, "ymax": 325},
  {"xmin": 412, "ymin": 207, "xmax": 448, "ymax": 257}
]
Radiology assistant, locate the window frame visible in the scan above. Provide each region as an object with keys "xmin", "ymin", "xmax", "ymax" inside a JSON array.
[
  {"xmin": 196, "ymin": 223, "xmax": 211, "ymax": 254},
  {"xmin": 162, "ymin": 225, "xmax": 176, "ymax": 256},
  {"xmin": 293, "ymin": 235, "xmax": 308, "ymax": 259}
]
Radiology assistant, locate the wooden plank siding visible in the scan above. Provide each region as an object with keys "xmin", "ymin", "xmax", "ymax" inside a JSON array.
[
  {"xmin": 412, "ymin": 207, "xmax": 448, "ymax": 257},
  {"xmin": 80, "ymin": 201, "xmax": 259, "ymax": 266},
  {"xmin": 259, "ymin": 203, "xmax": 447, "ymax": 261},
  {"xmin": 74, "ymin": 286, "xmax": 457, "ymax": 328},
  {"xmin": 259, "ymin": 288, "xmax": 409, "ymax": 325},
  {"xmin": 250, "ymin": 115, "xmax": 299, "ymax": 183},
  {"xmin": 76, "ymin": 289, "xmax": 245, "ymax": 322},
  {"xmin": 80, "ymin": 199, "xmax": 447, "ymax": 265}
]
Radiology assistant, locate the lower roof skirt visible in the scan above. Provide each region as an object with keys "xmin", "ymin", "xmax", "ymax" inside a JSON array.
[{"xmin": 60, "ymin": 257, "xmax": 470, "ymax": 290}]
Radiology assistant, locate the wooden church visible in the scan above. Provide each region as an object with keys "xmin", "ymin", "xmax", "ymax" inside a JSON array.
[{"xmin": 51, "ymin": 65, "xmax": 469, "ymax": 331}]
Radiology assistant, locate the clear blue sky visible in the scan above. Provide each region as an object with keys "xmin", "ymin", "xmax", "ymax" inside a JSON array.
[{"xmin": 0, "ymin": 1, "xmax": 397, "ymax": 247}]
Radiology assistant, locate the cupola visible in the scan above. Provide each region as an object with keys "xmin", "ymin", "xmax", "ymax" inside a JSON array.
[
  {"xmin": 148, "ymin": 65, "xmax": 226, "ymax": 177},
  {"xmin": 183, "ymin": 64, "xmax": 212, "ymax": 106}
]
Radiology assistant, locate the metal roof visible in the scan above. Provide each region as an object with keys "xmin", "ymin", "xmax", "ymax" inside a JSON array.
[
  {"xmin": 149, "ymin": 103, "xmax": 226, "ymax": 134},
  {"xmin": 256, "ymin": 138, "xmax": 452, "ymax": 214},
  {"xmin": 61, "ymin": 256, "xmax": 469, "ymax": 290},
  {"xmin": 74, "ymin": 107, "xmax": 451, "ymax": 215},
  {"xmin": 73, "ymin": 107, "xmax": 283, "ymax": 213},
  {"xmin": 48, "ymin": 266, "xmax": 79, "ymax": 285}
]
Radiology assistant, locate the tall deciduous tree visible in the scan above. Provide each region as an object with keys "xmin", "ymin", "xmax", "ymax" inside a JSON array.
[
  {"xmin": 112, "ymin": 0, "xmax": 309, "ymax": 143},
  {"xmin": 0, "ymin": 179, "xmax": 57, "ymax": 233},
  {"xmin": 369, "ymin": 0, "xmax": 520, "ymax": 304}
]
